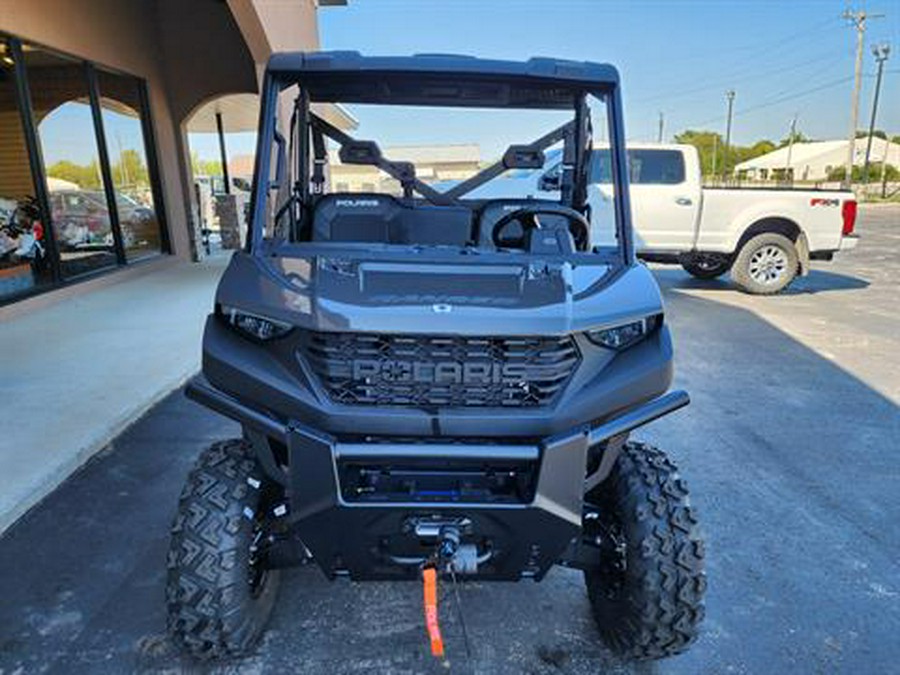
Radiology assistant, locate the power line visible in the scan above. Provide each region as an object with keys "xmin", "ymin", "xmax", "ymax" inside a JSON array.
[
  {"xmin": 631, "ymin": 15, "xmax": 844, "ymax": 105},
  {"xmin": 632, "ymin": 49, "xmax": 843, "ymax": 105},
  {"xmin": 744, "ymin": 61, "xmax": 854, "ymax": 111},
  {"xmin": 680, "ymin": 75, "xmax": 854, "ymax": 130},
  {"xmin": 738, "ymin": 76, "xmax": 854, "ymax": 117},
  {"xmin": 722, "ymin": 15, "xmax": 843, "ymax": 56},
  {"xmin": 652, "ymin": 15, "xmax": 842, "ymax": 71}
]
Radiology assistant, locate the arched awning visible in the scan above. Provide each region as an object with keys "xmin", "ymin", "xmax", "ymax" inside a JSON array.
[
  {"xmin": 185, "ymin": 93, "xmax": 357, "ymax": 193},
  {"xmin": 186, "ymin": 93, "xmax": 357, "ymax": 133}
]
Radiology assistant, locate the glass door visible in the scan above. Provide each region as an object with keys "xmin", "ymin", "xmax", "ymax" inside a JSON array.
[
  {"xmin": 23, "ymin": 44, "xmax": 117, "ymax": 278},
  {"xmin": 96, "ymin": 69, "xmax": 163, "ymax": 261}
]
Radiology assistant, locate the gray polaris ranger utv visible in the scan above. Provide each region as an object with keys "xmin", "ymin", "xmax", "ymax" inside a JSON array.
[{"xmin": 167, "ymin": 52, "xmax": 705, "ymax": 662}]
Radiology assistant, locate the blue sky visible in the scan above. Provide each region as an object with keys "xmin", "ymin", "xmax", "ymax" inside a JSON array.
[
  {"xmin": 192, "ymin": 0, "xmax": 899, "ymax": 162},
  {"xmin": 40, "ymin": 103, "xmax": 148, "ymax": 166}
]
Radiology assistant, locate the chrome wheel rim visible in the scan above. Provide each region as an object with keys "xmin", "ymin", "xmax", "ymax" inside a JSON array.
[{"xmin": 748, "ymin": 245, "xmax": 788, "ymax": 285}]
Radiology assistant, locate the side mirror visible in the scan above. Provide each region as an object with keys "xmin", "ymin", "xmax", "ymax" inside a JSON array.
[
  {"xmin": 502, "ymin": 145, "xmax": 545, "ymax": 170},
  {"xmin": 538, "ymin": 170, "xmax": 561, "ymax": 192},
  {"xmin": 339, "ymin": 140, "xmax": 382, "ymax": 166}
]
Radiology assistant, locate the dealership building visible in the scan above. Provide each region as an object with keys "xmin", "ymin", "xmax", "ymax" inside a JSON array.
[
  {"xmin": 0, "ymin": 0, "xmax": 347, "ymax": 307},
  {"xmin": 0, "ymin": 0, "xmax": 358, "ymax": 533}
]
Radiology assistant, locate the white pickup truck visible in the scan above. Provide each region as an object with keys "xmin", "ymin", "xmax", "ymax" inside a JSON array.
[{"xmin": 474, "ymin": 144, "xmax": 859, "ymax": 294}]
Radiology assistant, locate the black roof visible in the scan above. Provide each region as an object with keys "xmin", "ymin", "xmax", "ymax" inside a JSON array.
[{"xmin": 266, "ymin": 51, "xmax": 619, "ymax": 109}]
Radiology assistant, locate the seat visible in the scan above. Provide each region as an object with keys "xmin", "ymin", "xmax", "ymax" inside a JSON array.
[
  {"xmin": 394, "ymin": 203, "xmax": 473, "ymax": 246},
  {"xmin": 312, "ymin": 194, "xmax": 473, "ymax": 246},
  {"xmin": 311, "ymin": 194, "xmax": 401, "ymax": 243}
]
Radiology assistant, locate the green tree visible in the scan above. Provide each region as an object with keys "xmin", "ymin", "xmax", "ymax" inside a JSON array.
[
  {"xmin": 856, "ymin": 129, "xmax": 887, "ymax": 140},
  {"xmin": 673, "ymin": 130, "xmax": 723, "ymax": 176},
  {"xmin": 112, "ymin": 148, "xmax": 149, "ymax": 188},
  {"xmin": 734, "ymin": 140, "xmax": 777, "ymax": 165},
  {"xmin": 674, "ymin": 130, "xmax": 776, "ymax": 177},
  {"xmin": 778, "ymin": 130, "xmax": 811, "ymax": 147},
  {"xmin": 46, "ymin": 159, "xmax": 102, "ymax": 189},
  {"xmin": 190, "ymin": 150, "xmax": 223, "ymax": 177},
  {"xmin": 827, "ymin": 163, "xmax": 899, "ymax": 182}
]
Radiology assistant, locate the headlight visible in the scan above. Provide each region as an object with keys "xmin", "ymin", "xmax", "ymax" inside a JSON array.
[
  {"xmin": 220, "ymin": 305, "xmax": 292, "ymax": 341},
  {"xmin": 586, "ymin": 314, "xmax": 662, "ymax": 350}
]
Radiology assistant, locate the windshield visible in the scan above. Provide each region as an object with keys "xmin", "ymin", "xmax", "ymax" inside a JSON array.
[{"xmin": 250, "ymin": 70, "xmax": 628, "ymax": 263}]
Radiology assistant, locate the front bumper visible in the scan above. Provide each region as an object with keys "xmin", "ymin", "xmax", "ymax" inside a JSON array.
[
  {"xmin": 186, "ymin": 378, "xmax": 689, "ymax": 580},
  {"xmin": 200, "ymin": 315, "xmax": 675, "ymax": 439}
]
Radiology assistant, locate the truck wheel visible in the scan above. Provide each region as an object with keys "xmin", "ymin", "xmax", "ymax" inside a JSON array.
[
  {"xmin": 583, "ymin": 442, "xmax": 705, "ymax": 661},
  {"xmin": 681, "ymin": 255, "xmax": 731, "ymax": 279},
  {"xmin": 731, "ymin": 232, "xmax": 798, "ymax": 294},
  {"xmin": 166, "ymin": 439, "xmax": 281, "ymax": 660}
]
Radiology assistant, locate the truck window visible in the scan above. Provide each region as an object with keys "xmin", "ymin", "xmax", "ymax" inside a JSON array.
[
  {"xmin": 590, "ymin": 149, "xmax": 685, "ymax": 185},
  {"xmin": 628, "ymin": 150, "xmax": 685, "ymax": 184}
]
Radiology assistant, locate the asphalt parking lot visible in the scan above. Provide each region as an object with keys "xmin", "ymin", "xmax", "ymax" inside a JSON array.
[{"xmin": 1, "ymin": 205, "xmax": 898, "ymax": 675}]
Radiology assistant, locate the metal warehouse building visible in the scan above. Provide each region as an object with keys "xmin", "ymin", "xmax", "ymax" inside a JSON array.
[{"xmin": 735, "ymin": 136, "xmax": 900, "ymax": 182}]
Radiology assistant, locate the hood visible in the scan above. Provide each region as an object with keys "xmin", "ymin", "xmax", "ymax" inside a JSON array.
[{"xmin": 215, "ymin": 251, "xmax": 663, "ymax": 336}]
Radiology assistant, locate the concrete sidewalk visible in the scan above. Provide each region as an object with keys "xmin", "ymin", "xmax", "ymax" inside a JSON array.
[{"xmin": 0, "ymin": 255, "xmax": 228, "ymax": 533}]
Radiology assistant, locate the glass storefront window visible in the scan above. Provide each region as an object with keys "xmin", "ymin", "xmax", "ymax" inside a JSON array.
[
  {"xmin": 97, "ymin": 69, "xmax": 162, "ymax": 260},
  {"xmin": 0, "ymin": 38, "xmax": 52, "ymax": 301},
  {"xmin": 0, "ymin": 32, "xmax": 167, "ymax": 305},
  {"xmin": 24, "ymin": 45, "xmax": 117, "ymax": 277}
]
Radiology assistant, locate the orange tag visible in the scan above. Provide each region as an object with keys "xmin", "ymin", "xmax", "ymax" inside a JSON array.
[{"xmin": 422, "ymin": 567, "xmax": 445, "ymax": 657}]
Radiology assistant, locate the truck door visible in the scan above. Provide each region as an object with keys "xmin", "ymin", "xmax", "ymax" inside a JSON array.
[{"xmin": 625, "ymin": 148, "xmax": 700, "ymax": 252}]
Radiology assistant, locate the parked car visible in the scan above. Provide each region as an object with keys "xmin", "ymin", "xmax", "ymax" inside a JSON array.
[
  {"xmin": 450, "ymin": 144, "xmax": 859, "ymax": 294},
  {"xmin": 49, "ymin": 190, "xmax": 109, "ymax": 250},
  {"xmin": 49, "ymin": 189, "xmax": 156, "ymax": 250}
]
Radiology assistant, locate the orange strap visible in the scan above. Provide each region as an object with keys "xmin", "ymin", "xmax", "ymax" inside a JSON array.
[{"xmin": 422, "ymin": 567, "xmax": 445, "ymax": 657}]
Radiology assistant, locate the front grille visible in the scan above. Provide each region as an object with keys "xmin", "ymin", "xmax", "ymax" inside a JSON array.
[{"xmin": 300, "ymin": 332, "xmax": 580, "ymax": 407}]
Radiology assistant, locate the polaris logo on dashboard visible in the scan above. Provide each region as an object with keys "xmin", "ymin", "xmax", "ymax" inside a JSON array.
[
  {"xmin": 335, "ymin": 199, "xmax": 380, "ymax": 207},
  {"xmin": 810, "ymin": 198, "xmax": 840, "ymax": 207},
  {"xmin": 351, "ymin": 359, "xmax": 528, "ymax": 385}
]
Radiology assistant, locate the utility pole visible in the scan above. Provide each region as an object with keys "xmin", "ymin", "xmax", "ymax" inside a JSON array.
[
  {"xmin": 843, "ymin": 9, "xmax": 884, "ymax": 187},
  {"xmin": 711, "ymin": 133, "xmax": 718, "ymax": 179},
  {"xmin": 863, "ymin": 43, "xmax": 891, "ymax": 186},
  {"xmin": 657, "ymin": 111, "xmax": 664, "ymax": 143},
  {"xmin": 723, "ymin": 90, "xmax": 735, "ymax": 182},
  {"xmin": 785, "ymin": 115, "xmax": 798, "ymax": 184}
]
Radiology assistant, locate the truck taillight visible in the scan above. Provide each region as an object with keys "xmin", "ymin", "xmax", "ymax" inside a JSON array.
[{"xmin": 841, "ymin": 200, "xmax": 857, "ymax": 236}]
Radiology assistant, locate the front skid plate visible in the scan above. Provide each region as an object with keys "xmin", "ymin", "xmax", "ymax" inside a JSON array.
[{"xmin": 285, "ymin": 424, "xmax": 589, "ymax": 580}]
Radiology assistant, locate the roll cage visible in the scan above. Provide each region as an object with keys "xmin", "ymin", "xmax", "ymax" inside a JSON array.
[{"xmin": 246, "ymin": 52, "xmax": 635, "ymax": 264}]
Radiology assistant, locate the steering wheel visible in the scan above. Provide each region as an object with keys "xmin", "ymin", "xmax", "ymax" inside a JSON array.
[{"xmin": 490, "ymin": 205, "xmax": 590, "ymax": 251}]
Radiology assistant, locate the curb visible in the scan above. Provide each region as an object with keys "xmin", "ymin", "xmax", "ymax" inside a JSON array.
[{"xmin": 0, "ymin": 366, "xmax": 199, "ymax": 537}]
